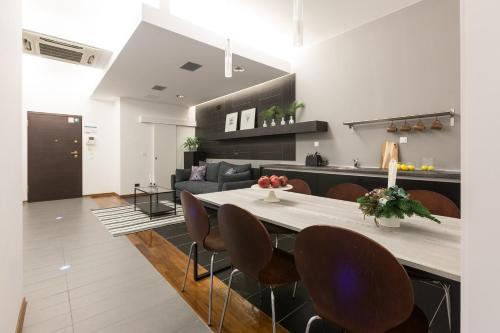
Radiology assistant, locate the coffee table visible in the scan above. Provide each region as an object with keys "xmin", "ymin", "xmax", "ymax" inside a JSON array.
[{"xmin": 134, "ymin": 185, "xmax": 176, "ymax": 220}]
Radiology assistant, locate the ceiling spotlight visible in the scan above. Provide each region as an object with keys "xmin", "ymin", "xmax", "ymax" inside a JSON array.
[
  {"xmin": 225, "ymin": 38, "xmax": 232, "ymax": 78},
  {"xmin": 234, "ymin": 66, "xmax": 245, "ymax": 72},
  {"xmin": 293, "ymin": 0, "xmax": 304, "ymax": 47},
  {"xmin": 176, "ymin": 94, "xmax": 185, "ymax": 99}
]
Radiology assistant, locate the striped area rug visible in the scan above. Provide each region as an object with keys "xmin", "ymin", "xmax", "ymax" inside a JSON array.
[{"xmin": 92, "ymin": 201, "xmax": 184, "ymax": 237}]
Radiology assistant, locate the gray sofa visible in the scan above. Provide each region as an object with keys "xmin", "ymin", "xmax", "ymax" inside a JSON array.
[{"xmin": 171, "ymin": 161, "xmax": 259, "ymax": 197}]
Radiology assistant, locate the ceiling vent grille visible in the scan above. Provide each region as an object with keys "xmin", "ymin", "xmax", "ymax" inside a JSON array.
[
  {"xmin": 22, "ymin": 30, "xmax": 111, "ymax": 68},
  {"xmin": 180, "ymin": 61, "xmax": 202, "ymax": 71}
]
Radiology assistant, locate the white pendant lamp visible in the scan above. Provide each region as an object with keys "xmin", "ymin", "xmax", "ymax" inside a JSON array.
[
  {"xmin": 225, "ymin": 38, "xmax": 232, "ymax": 78},
  {"xmin": 293, "ymin": 0, "xmax": 304, "ymax": 47}
]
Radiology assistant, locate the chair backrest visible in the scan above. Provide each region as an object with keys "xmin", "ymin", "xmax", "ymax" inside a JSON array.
[
  {"xmin": 180, "ymin": 191, "xmax": 210, "ymax": 245},
  {"xmin": 407, "ymin": 190, "xmax": 460, "ymax": 218},
  {"xmin": 295, "ymin": 225, "xmax": 414, "ymax": 333},
  {"xmin": 288, "ymin": 178, "xmax": 312, "ymax": 195},
  {"xmin": 325, "ymin": 183, "xmax": 368, "ymax": 202},
  {"xmin": 218, "ymin": 204, "xmax": 273, "ymax": 280}
]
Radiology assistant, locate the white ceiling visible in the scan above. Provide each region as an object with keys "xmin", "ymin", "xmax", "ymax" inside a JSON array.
[{"xmin": 91, "ymin": 22, "xmax": 288, "ymax": 106}]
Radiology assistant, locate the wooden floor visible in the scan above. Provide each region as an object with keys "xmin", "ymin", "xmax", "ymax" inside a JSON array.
[{"xmin": 93, "ymin": 195, "xmax": 287, "ymax": 333}]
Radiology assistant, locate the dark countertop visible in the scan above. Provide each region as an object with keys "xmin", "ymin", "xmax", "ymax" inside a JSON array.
[{"xmin": 261, "ymin": 164, "xmax": 461, "ymax": 181}]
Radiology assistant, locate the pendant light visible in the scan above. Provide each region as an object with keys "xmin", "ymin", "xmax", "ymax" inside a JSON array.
[
  {"xmin": 293, "ymin": 0, "xmax": 303, "ymax": 46},
  {"xmin": 225, "ymin": 38, "xmax": 232, "ymax": 78}
]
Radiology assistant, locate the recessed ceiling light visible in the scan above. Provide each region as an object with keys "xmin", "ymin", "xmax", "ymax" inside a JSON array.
[
  {"xmin": 176, "ymin": 94, "xmax": 185, "ymax": 99},
  {"xmin": 234, "ymin": 66, "xmax": 245, "ymax": 72},
  {"xmin": 59, "ymin": 264, "xmax": 71, "ymax": 271}
]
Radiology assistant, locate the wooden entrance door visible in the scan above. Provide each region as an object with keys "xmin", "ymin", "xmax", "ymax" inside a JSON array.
[{"xmin": 28, "ymin": 112, "xmax": 82, "ymax": 202}]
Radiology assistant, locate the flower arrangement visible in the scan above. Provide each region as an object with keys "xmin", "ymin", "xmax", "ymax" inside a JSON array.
[{"xmin": 357, "ymin": 186, "xmax": 440, "ymax": 226}]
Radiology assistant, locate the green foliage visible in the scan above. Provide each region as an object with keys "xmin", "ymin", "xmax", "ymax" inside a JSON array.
[
  {"xmin": 261, "ymin": 106, "xmax": 284, "ymax": 121},
  {"xmin": 182, "ymin": 137, "xmax": 201, "ymax": 151},
  {"xmin": 286, "ymin": 100, "xmax": 305, "ymax": 117},
  {"xmin": 357, "ymin": 185, "xmax": 440, "ymax": 225}
]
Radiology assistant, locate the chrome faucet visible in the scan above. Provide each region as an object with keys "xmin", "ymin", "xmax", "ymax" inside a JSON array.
[{"xmin": 353, "ymin": 158, "xmax": 360, "ymax": 168}]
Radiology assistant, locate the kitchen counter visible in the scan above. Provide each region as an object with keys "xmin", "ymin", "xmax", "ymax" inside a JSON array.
[{"xmin": 261, "ymin": 164, "xmax": 460, "ymax": 182}]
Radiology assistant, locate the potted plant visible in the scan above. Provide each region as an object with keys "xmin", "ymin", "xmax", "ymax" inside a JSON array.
[
  {"xmin": 182, "ymin": 137, "xmax": 201, "ymax": 152},
  {"xmin": 286, "ymin": 101, "xmax": 305, "ymax": 124},
  {"xmin": 357, "ymin": 186, "xmax": 440, "ymax": 227},
  {"xmin": 261, "ymin": 106, "xmax": 284, "ymax": 127}
]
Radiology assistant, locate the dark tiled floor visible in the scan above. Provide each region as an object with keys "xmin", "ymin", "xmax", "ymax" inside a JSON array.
[{"xmin": 155, "ymin": 222, "xmax": 452, "ymax": 333}]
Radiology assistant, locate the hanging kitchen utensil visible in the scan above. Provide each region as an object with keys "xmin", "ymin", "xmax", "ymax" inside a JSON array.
[
  {"xmin": 413, "ymin": 119, "xmax": 426, "ymax": 131},
  {"xmin": 400, "ymin": 121, "xmax": 412, "ymax": 132},
  {"xmin": 386, "ymin": 122, "xmax": 398, "ymax": 133},
  {"xmin": 431, "ymin": 117, "xmax": 443, "ymax": 130}
]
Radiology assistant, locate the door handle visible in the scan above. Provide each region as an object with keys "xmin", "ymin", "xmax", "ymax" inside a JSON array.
[{"xmin": 70, "ymin": 151, "xmax": 79, "ymax": 155}]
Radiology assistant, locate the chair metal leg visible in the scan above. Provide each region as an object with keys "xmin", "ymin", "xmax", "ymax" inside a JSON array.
[
  {"xmin": 275, "ymin": 234, "xmax": 279, "ymax": 247},
  {"xmin": 218, "ymin": 268, "xmax": 239, "ymax": 333},
  {"xmin": 442, "ymin": 282, "xmax": 452, "ymax": 331},
  {"xmin": 181, "ymin": 242, "xmax": 196, "ymax": 292},
  {"xmin": 292, "ymin": 281, "xmax": 298, "ymax": 299},
  {"xmin": 305, "ymin": 315, "xmax": 321, "ymax": 333},
  {"xmin": 208, "ymin": 252, "xmax": 216, "ymax": 326},
  {"xmin": 270, "ymin": 287, "xmax": 276, "ymax": 333}
]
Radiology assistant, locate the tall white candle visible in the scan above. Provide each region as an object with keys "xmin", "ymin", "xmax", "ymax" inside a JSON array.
[{"xmin": 388, "ymin": 159, "xmax": 398, "ymax": 188}]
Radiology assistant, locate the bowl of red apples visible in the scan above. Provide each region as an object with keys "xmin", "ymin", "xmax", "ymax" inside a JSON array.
[{"xmin": 251, "ymin": 175, "xmax": 293, "ymax": 202}]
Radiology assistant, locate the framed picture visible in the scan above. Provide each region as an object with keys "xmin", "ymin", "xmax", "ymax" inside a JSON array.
[
  {"xmin": 225, "ymin": 112, "xmax": 238, "ymax": 132},
  {"xmin": 239, "ymin": 108, "xmax": 256, "ymax": 130}
]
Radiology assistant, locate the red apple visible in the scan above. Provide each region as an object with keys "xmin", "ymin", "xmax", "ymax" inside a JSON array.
[
  {"xmin": 258, "ymin": 176, "xmax": 270, "ymax": 188},
  {"xmin": 270, "ymin": 177, "xmax": 281, "ymax": 188},
  {"xmin": 279, "ymin": 175, "xmax": 288, "ymax": 186}
]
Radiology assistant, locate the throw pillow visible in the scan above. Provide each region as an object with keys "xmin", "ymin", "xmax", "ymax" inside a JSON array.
[
  {"xmin": 199, "ymin": 161, "xmax": 221, "ymax": 182},
  {"xmin": 189, "ymin": 166, "xmax": 206, "ymax": 181},
  {"xmin": 225, "ymin": 168, "xmax": 236, "ymax": 175}
]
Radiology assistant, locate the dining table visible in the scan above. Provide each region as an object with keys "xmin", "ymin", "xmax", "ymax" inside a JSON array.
[{"xmin": 196, "ymin": 187, "xmax": 461, "ymax": 332}]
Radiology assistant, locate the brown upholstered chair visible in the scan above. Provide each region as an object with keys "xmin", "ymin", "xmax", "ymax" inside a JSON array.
[
  {"xmin": 295, "ymin": 225, "xmax": 428, "ymax": 333},
  {"xmin": 407, "ymin": 190, "xmax": 460, "ymax": 218},
  {"xmin": 288, "ymin": 178, "xmax": 312, "ymax": 195},
  {"xmin": 406, "ymin": 190, "xmax": 460, "ymax": 331},
  {"xmin": 325, "ymin": 183, "xmax": 368, "ymax": 202},
  {"xmin": 217, "ymin": 204, "xmax": 300, "ymax": 333},
  {"xmin": 180, "ymin": 191, "xmax": 226, "ymax": 326}
]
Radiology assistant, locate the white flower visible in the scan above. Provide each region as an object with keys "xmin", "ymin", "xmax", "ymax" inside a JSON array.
[{"xmin": 379, "ymin": 198, "xmax": 388, "ymax": 205}]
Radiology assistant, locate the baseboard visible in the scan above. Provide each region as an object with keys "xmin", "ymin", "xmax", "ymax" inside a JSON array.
[
  {"xmin": 84, "ymin": 192, "xmax": 120, "ymax": 198},
  {"xmin": 16, "ymin": 297, "xmax": 27, "ymax": 333}
]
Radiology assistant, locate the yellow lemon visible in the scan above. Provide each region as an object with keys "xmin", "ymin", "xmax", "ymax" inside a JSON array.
[
  {"xmin": 408, "ymin": 165, "xmax": 415, "ymax": 171},
  {"xmin": 400, "ymin": 164, "xmax": 409, "ymax": 171},
  {"xmin": 396, "ymin": 163, "xmax": 401, "ymax": 170},
  {"xmin": 427, "ymin": 165, "xmax": 435, "ymax": 171},
  {"xmin": 421, "ymin": 165, "xmax": 428, "ymax": 171}
]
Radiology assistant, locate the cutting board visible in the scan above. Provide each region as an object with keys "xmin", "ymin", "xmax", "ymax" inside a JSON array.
[{"xmin": 381, "ymin": 141, "xmax": 399, "ymax": 169}]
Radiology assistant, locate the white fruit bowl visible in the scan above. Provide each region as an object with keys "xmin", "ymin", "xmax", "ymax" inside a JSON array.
[{"xmin": 250, "ymin": 184, "xmax": 293, "ymax": 203}]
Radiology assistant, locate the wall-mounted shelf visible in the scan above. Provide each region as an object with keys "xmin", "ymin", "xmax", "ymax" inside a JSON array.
[
  {"xmin": 343, "ymin": 109, "xmax": 456, "ymax": 129},
  {"xmin": 206, "ymin": 121, "xmax": 328, "ymax": 141}
]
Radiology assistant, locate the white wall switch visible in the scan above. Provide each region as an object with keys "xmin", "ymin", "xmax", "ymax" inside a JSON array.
[
  {"xmin": 399, "ymin": 137, "xmax": 408, "ymax": 144},
  {"xmin": 314, "ymin": 141, "xmax": 319, "ymax": 147}
]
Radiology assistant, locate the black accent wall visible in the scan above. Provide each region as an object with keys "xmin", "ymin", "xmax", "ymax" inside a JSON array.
[{"xmin": 195, "ymin": 74, "xmax": 296, "ymax": 160}]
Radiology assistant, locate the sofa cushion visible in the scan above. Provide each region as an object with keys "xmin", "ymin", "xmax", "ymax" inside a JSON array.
[
  {"xmin": 218, "ymin": 171, "xmax": 252, "ymax": 191},
  {"xmin": 174, "ymin": 181, "xmax": 219, "ymax": 194},
  {"xmin": 176, "ymin": 169, "xmax": 192, "ymax": 182},
  {"xmin": 218, "ymin": 162, "xmax": 251, "ymax": 182},
  {"xmin": 189, "ymin": 165, "xmax": 206, "ymax": 181},
  {"xmin": 200, "ymin": 161, "xmax": 221, "ymax": 182}
]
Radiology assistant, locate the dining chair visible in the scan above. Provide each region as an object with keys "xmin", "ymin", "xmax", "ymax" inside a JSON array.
[
  {"xmin": 287, "ymin": 178, "xmax": 312, "ymax": 195},
  {"xmin": 217, "ymin": 204, "xmax": 300, "ymax": 333},
  {"xmin": 295, "ymin": 225, "xmax": 428, "ymax": 333},
  {"xmin": 407, "ymin": 189, "xmax": 460, "ymax": 331},
  {"xmin": 180, "ymin": 191, "xmax": 226, "ymax": 326},
  {"xmin": 407, "ymin": 190, "xmax": 460, "ymax": 218},
  {"xmin": 325, "ymin": 183, "xmax": 368, "ymax": 202}
]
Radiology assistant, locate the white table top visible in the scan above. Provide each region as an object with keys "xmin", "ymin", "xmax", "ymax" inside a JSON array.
[{"xmin": 196, "ymin": 188, "xmax": 461, "ymax": 282}]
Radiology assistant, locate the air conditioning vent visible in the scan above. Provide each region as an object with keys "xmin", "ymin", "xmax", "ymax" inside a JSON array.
[
  {"xmin": 151, "ymin": 85, "xmax": 167, "ymax": 91},
  {"xmin": 22, "ymin": 30, "xmax": 111, "ymax": 68},
  {"xmin": 180, "ymin": 61, "xmax": 202, "ymax": 71},
  {"xmin": 39, "ymin": 43, "xmax": 83, "ymax": 63}
]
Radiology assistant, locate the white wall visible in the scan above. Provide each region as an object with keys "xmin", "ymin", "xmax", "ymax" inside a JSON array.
[
  {"xmin": 294, "ymin": 0, "xmax": 460, "ymax": 170},
  {"xmin": 22, "ymin": 55, "xmax": 120, "ymax": 198},
  {"xmin": 0, "ymin": 0, "xmax": 23, "ymax": 331},
  {"xmin": 461, "ymin": 0, "xmax": 500, "ymax": 331},
  {"xmin": 119, "ymin": 98, "xmax": 194, "ymax": 194}
]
